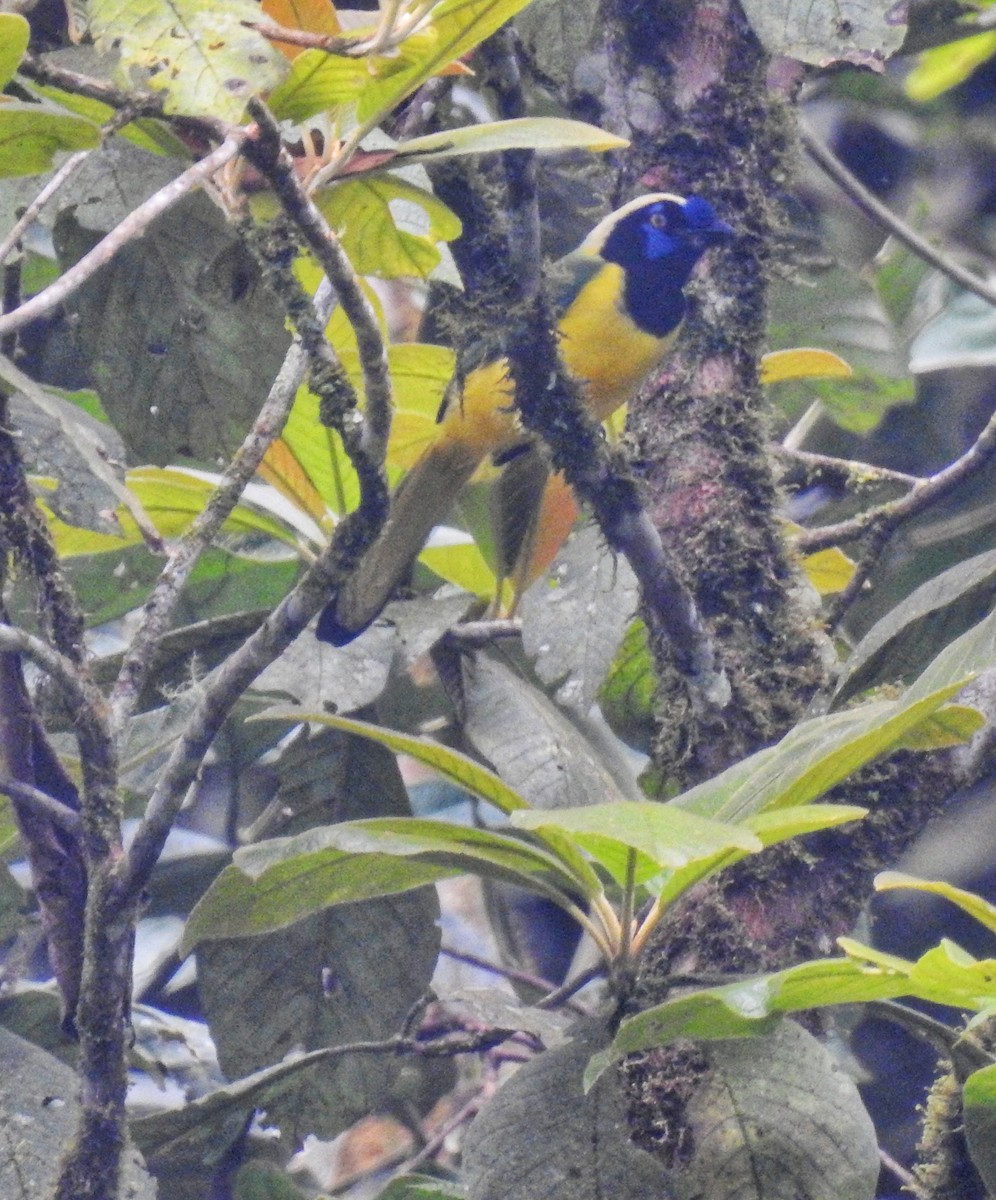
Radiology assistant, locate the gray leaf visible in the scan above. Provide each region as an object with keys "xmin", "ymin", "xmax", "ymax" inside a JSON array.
[
  {"xmin": 667, "ymin": 1021, "xmax": 878, "ymax": 1200},
  {"xmin": 462, "ymin": 1023, "xmax": 672, "ymax": 1200}
]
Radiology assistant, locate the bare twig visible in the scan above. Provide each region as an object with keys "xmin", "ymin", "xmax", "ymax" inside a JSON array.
[
  {"xmin": 799, "ymin": 408, "xmax": 996, "ymax": 553},
  {"xmin": 0, "ymin": 775, "xmax": 82, "ymax": 836},
  {"xmin": 400, "ymin": 1088, "xmax": 483, "ymax": 1173},
  {"xmin": 445, "ymin": 618, "xmax": 523, "ymax": 645},
  {"xmin": 801, "ymin": 123, "xmax": 996, "ymax": 309},
  {"xmin": 775, "ymin": 445, "xmax": 921, "ymax": 489},
  {"xmin": 0, "ymin": 134, "xmax": 248, "ymax": 339},
  {"xmin": 797, "ymin": 407, "xmax": 996, "ymax": 625},
  {"xmin": 440, "ymin": 945, "xmax": 590, "ymax": 1014},
  {"xmin": 18, "ymin": 52, "xmax": 166, "ymax": 119},
  {"xmin": 108, "ymin": 278, "xmax": 337, "ymax": 732},
  {"xmin": 0, "ymin": 152, "xmax": 90, "ymax": 267},
  {"xmin": 0, "ymin": 624, "xmax": 95, "ymax": 717}
]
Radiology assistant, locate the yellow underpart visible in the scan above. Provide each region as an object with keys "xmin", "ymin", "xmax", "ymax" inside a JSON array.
[
  {"xmin": 558, "ymin": 261, "xmax": 678, "ymax": 420},
  {"xmin": 434, "ymin": 260, "xmax": 675, "ymax": 464}
]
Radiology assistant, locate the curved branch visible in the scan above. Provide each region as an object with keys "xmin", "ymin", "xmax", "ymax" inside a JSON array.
[
  {"xmin": 244, "ymin": 100, "xmax": 393, "ymax": 465},
  {"xmin": 801, "ymin": 123, "xmax": 996, "ymax": 309},
  {"xmin": 0, "ymin": 134, "xmax": 248, "ymax": 339}
]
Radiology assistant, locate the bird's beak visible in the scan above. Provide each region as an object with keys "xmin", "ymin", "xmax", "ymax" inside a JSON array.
[{"xmin": 702, "ymin": 218, "xmax": 734, "ymax": 244}]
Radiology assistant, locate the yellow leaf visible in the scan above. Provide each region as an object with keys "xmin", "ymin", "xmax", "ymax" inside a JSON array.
[
  {"xmin": 801, "ymin": 546, "xmax": 856, "ymax": 595},
  {"xmin": 420, "ymin": 538, "xmax": 499, "ymax": 599},
  {"xmin": 890, "ymin": 704, "xmax": 986, "ymax": 751},
  {"xmin": 259, "ymin": 437, "xmax": 331, "ymax": 524},
  {"xmin": 761, "ymin": 348, "xmax": 853, "ymax": 385}
]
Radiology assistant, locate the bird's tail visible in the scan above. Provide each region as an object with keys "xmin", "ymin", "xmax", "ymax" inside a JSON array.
[{"xmin": 317, "ymin": 440, "xmax": 483, "ymax": 645}]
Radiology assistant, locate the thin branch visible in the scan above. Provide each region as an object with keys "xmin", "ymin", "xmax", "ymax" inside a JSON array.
[
  {"xmin": 244, "ymin": 101, "xmax": 393, "ymax": 465},
  {"xmin": 18, "ymin": 52, "xmax": 167, "ymax": 118},
  {"xmin": 440, "ymin": 945, "xmax": 589, "ymax": 1014},
  {"xmin": 880, "ymin": 1148, "xmax": 921, "ymax": 1195},
  {"xmin": 775, "ymin": 445, "xmax": 921, "ymax": 489},
  {"xmin": 797, "ymin": 407, "xmax": 996, "ymax": 625},
  {"xmin": 445, "ymin": 617, "xmax": 523, "ymax": 645},
  {"xmin": 0, "ymin": 624, "xmax": 94, "ymax": 718},
  {"xmin": 400, "ymin": 1088, "xmax": 483, "ymax": 1174},
  {"xmin": 0, "ymin": 107, "xmax": 138, "ymax": 268},
  {"xmin": 800, "ymin": 123, "xmax": 996, "ymax": 309},
  {"xmin": 799, "ymin": 408, "xmax": 996, "ymax": 553},
  {"xmin": 0, "ymin": 776, "xmax": 82, "ymax": 836},
  {"xmin": 0, "ymin": 152, "xmax": 90, "ymax": 267},
  {"xmin": 107, "ymin": 278, "xmax": 337, "ymax": 733},
  {"xmin": 0, "ymin": 134, "xmax": 248, "ymax": 340},
  {"xmin": 535, "ymin": 962, "xmax": 604, "ymax": 1011}
]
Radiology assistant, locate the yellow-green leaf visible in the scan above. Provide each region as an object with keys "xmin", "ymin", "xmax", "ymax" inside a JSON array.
[
  {"xmin": 875, "ymin": 872, "xmax": 996, "ymax": 938},
  {"xmin": 890, "ymin": 703, "xmax": 986, "ymax": 750},
  {"xmin": 419, "ymin": 537, "xmax": 500, "ymax": 599},
  {"xmin": 761, "ymin": 347, "xmax": 854, "ymax": 385},
  {"xmin": 267, "ymin": 47, "xmax": 370, "ymax": 122},
  {"xmin": 355, "ymin": 0, "xmax": 535, "ymax": 126},
  {"xmin": 394, "ymin": 117, "xmax": 628, "ymax": 163},
  {"xmin": 906, "ymin": 30, "xmax": 996, "ymax": 102},
  {"xmin": 0, "ymin": 13, "xmax": 29, "ymax": 89},
  {"xmin": 802, "ymin": 546, "xmax": 856, "ymax": 595},
  {"xmin": 0, "ymin": 102, "xmax": 99, "ymax": 178},
  {"xmin": 88, "ymin": 0, "xmax": 288, "ymax": 122},
  {"xmin": 317, "ymin": 176, "xmax": 462, "ymax": 279}
]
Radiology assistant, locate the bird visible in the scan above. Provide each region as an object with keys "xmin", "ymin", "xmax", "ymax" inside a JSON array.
[{"xmin": 316, "ymin": 192, "xmax": 732, "ymax": 646}]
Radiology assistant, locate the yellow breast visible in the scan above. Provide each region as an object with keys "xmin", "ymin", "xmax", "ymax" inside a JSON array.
[{"xmin": 557, "ymin": 262, "xmax": 676, "ymax": 421}]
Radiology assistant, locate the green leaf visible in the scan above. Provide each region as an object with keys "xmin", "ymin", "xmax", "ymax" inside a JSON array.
[
  {"xmin": 0, "ymin": 102, "xmax": 99, "ymax": 178},
  {"xmin": 373, "ymin": 1177, "xmax": 466, "ymax": 1200},
  {"xmin": 906, "ymin": 30, "xmax": 996, "ymax": 102},
  {"xmin": 464, "ymin": 1024, "xmax": 671, "ymax": 1200},
  {"xmin": 593, "ymin": 958, "xmax": 913, "ymax": 1078},
  {"xmin": 662, "ymin": 1023, "xmax": 880, "ymax": 1200},
  {"xmin": 87, "ymin": 0, "xmax": 288, "ymax": 122},
  {"xmin": 510, "ymin": 801, "xmax": 762, "ymax": 887},
  {"xmin": 651, "ymin": 804, "xmax": 868, "ymax": 909},
  {"xmin": 45, "ymin": 467, "xmax": 309, "ymax": 560},
  {"xmin": 181, "ymin": 817, "xmax": 590, "ymax": 956},
  {"xmin": 521, "ymin": 523, "xmax": 639, "ymax": 716},
  {"xmin": 598, "ymin": 619, "xmax": 655, "ymax": 751},
  {"xmin": 354, "ymin": 0, "xmax": 535, "ymax": 125},
  {"xmin": 197, "ymin": 893, "xmax": 441, "ymax": 1139},
  {"xmin": 317, "ymin": 176, "xmax": 462, "ymax": 280},
  {"xmin": 876, "ymin": 872, "xmax": 996, "ymax": 938},
  {"xmin": 784, "ymin": 369, "xmax": 915, "ymax": 435},
  {"xmin": 30, "ymin": 82, "xmax": 188, "ymax": 156},
  {"xmin": 672, "ymin": 604, "xmax": 996, "ymax": 824},
  {"xmin": 840, "ymin": 936, "xmax": 996, "ymax": 1010},
  {"xmin": 889, "ymin": 704, "xmax": 985, "ymax": 751},
  {"xmin": 267, "ymin": 49, "xmax": 371, "ymax": 123},
  {"xmin": 964, "ymin": 1062, "xmax": 996, "ymax": 1196},
  {"xmin": 270, "ymin": 0, "xmax": 534, "ymax": 126},
  {"xmin": 0, "ymin": 14, "xmax": 29, "ymax": 88},
  {"xmin": 394, "ymin": 117, "xmax": 628, "ymax": 163},
  {"xmin": 250, "ymin": 707, "xmax": 530, "ymax": 816}
]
